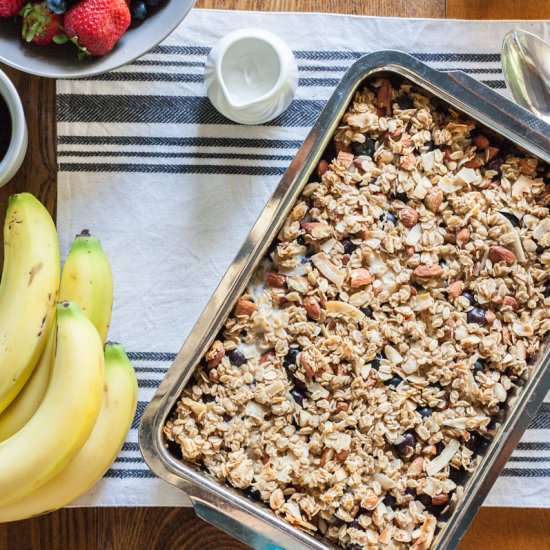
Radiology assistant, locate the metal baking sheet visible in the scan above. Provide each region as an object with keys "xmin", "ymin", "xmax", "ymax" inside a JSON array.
[{"xmin": 140, "ymin": 50, "xmax": 550, "ymax": 550}]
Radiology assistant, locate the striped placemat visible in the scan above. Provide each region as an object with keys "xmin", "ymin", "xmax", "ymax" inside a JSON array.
[{"xmin": 56, "ymin": 9, "xmax": 550, "ymax": 507}]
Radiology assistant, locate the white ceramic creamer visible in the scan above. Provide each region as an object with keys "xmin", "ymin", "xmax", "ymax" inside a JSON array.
[{"xmin": 204, "ymin": 28, "xmax": 298, "ymax": 125}]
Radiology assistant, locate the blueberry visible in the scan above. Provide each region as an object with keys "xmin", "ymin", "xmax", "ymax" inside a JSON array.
[
  {"xmin": 296, "ymin": 235, "xmax": 306, "ymax": 246},
  {"xmin": 473, "ymin": 359, "xmax": 485, "ymax": 374},
  {"xmin": 381, "ymin": 212, "xmax": 398, "ymax": 226},
  {"xmin": 461, "ymin": 290, "xmax": 476, "ymax": 304},
  {"xmin": 537, "ymin": 245, "xmax": 545, "ymax": 255},
  {"xmin": 370, "ymin": 353, "xmax": 383, "ymax": 369},
  {"xmin": 395, "ymin": 432, "xmax": 416, "ymax": 456},
  {"xmin": 467, "ymin": 306, "xmax": 487, "ymax": 325},
  {"xmin": 46, "ymin": 0, "xmax": 73, "ymax": 13},
  {"xmin": 284, "ymin": 348, "xmax": 300, "ymax": 367},
  {"xmin": 222, "ymin": 413, "xmax": 232, "ymax": 422},
  {"xmin": 418, "ymin": 406, "xmax": 433, "ymax": 418},
  {"xmin": 417, "ymin": 493, "xmax": 432, "ymax": 508},
  {"xmin": 342, "ymin": 238, "xmax": 357, "ymax": 255},
  {"xmin": 227, "ymin": 349, "xmax": 246, "ymax": 366},
  {"xmin": 202, "ymin": 393, "xmax": 215, "ymax": 403},
  {"xmin": 385, "ymin": 375, "xmax": 402, "ymax": 387},
  {"xmin": 361, "ymin": 305, "xmax": 374, "ymax": 319},
  {"xmin": 464, "ymin": 432, "xmax": 489, "ymax": 452},
  {"xmin": 499, "ymin": 211, "xmax": 520, "ymax": 227},
  {"xmin": 544, "ymin": 281, "xmax": 550, "ymax": 298},
  {"xmin": 395, "ymin": 191, "xmax": 408, "ymax": 203},
  {"xmin": 323, "ymin": 141, "xmax": 337, "ymax": 163},
  {"xmin": 424, "ymin": 140, "xmax": 435, "ymax": 151},
  {"xmin": 351, "ymin": 138, "xmax": 375, "ymax": 157},
  {"xmin": 290, "ymin": 388, "xmax": 306, "ymax": 407},
  {"xmin": 449, "ymin": 466, "xmax": 466, "ymax": 484},
  {"xmin": 439, "ymin": 259, "xmax": 447, "ymax": 268},
  {"xmin": 397, "ymin": 95, "xmax": 414, "ymax": 110},
  {"xmin": 243, "ymin": 487, "xmax": 261, "ymax": 502},
  {"xmin": 405, "ymin": 486, "xmax": 417, "ymax": 497},
  {"xmin": 486, "ymin": 156, "xmax": 504, "ymax": 174},
  {"xmin": 383, "ymin": 494, "xmax": 397, "ymax": 508},
  {"xmin": 436, "ymin": 441, "xmax": 445, "ymax": 454},
  {"xmin": 131, "ymin": 1, "xmax": 148, "ymax": 20}
]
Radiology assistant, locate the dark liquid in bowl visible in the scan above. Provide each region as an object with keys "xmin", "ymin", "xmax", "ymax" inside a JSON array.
[{"xmin": 0, "ymin": 95, "xmax": 11, "ymax": 162}]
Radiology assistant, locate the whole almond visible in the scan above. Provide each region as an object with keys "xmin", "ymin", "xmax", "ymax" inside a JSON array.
[
  {"xmin": 447, "ymin": 281, "xmax": 464, "ymax": 298},
  {"xmin": 316, "ymin": 159, "xmax": 329, "ymax": 178},
  {"xmin": 413, "ymin": 264, "xmax": 445, "ymax": 278},
  {"xmin": 335, "ymin": 402, "xmax": 348, "ymax": 413},
  {"xmin": 503, "ymin": 295, "xmax": 519, "ymax": 310},
  {"xmin": 489, "ymin": 245, "xmax": 516, "ymax": 264},
  {"xmin": 337, "ymin": 450, "xmax": 349, "ymax": 461},
  {"xmin": 425, "ymin": 187, "xmax": 443, "ymax": 213},
  {"xmin": 320, "ymin": 448, "xmax": 331, "ymax": 467},
  {"xmin": 350, "ymin": 268, "xmax": 373, "ymax": 288},
  {"xmin": 234, "ymin": 298, "xmax": 257, "ymax": 316},
  {"xmin": 431, "ymin": 493, "xmax": 449, "ymax": 506},
  {"xmin": 399, "ymin": 206, "xmax": 419, "ymax": 228},
  {"xmin": 304, "ymin": 296, "xmax": 322, "ymax": 321},
  {"xmin": 300, "ymin": 353, "xmax": 315, "ymax": 381},
  {"xmin": 377, "ymin": 79, "xmax": 392, "ymax": 114},
  {"xmin": 464, "ymin": 157, "xmax": 483, "ymax": 169},
  {"xmin": 266, "ymin": 271, "xmax": 286, "ymax": 288},
  {"xmin": 473, "ymin": 134, "xmax": 490, "ymax": 149},
  {"xmin": 206, "ymin": 340, "xmax": 225, "ymax": 368},
  {"xmin": 456, "ymin": 228, "xmax": 471, "ymax": 247}
]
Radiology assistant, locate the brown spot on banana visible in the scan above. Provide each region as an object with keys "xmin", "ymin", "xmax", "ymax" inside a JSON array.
[{"xmin": 28, "ymin": 262, "xmax": 44, "ymax": 286}]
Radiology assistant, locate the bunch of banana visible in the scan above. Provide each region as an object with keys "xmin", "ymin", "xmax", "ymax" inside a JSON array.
[{"xmin": 0, "ymin": 193, "xmax": 137, "ymax": 520}]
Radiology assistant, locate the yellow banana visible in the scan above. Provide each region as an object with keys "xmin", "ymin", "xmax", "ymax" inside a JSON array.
[
  {"xmin": 0, "ymin": 330, "xmax": 55, "ymax": 442},
  {"xmin": 0, "ymin": 193, "xmax": 59, "ymax": 413},
  {"xmin": 0, "ymin": 301, "xmax": 103, "ymax": 506},
  {"xmin": 0, "ymin": 230, "xmax": 114, "ymax": 441},
  {"xmin": 0, "ymin": 343, "xmax": 137, "ymax": 521},
  {"xmin": 59, "ymin": 230, "xmax": 113, "ymax": 344}
]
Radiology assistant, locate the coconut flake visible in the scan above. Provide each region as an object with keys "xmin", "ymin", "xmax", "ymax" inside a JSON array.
[
  {"xmin": 244, "ymin": 401, "xmax": 267, "ymax": 420},
  {"xmin": 456, "ymin": 167, "xmax": 479, "ymax": 185},
  {"xmin": 412, "ymin": 292, "xmax": 433, "ymax": 312},
  {"xmin": 405, "ymin": 224, "xmax": 423, "ymax": 246},
  {"xmin": 533, "ymin": 218, "xmax": 550, "ymax": 242},
  {"xmin": 384, "ymin": 344, "xmax": 403, "ymax": 364},
  {"xmin": 326, "ymin": 301, "xmax": 365, "ymax": 321},
  {"xmin": 512, "ymin": 174, "xmax": 532, "ymax": 197},
  {"xmin": 312, "ymin": 252, "xmax": 345, "ymax": 287},
  {"xmin": 438, "ymin": 175, "xmax": 463, "ymax": 194},
  {"xmin": 425, "ymin": 439, "xmax": 460, "ymax": 476},
  {"xmin": 320, "ymin": 237, "xmax": 337, "ymax": 253}
]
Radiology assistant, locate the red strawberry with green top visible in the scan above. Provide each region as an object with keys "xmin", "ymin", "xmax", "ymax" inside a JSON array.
[
  {"xmin": 21, "ymin": 2, "xmax": 67, "ymax": 45},
  {"xmin": 64, "ymin": 0, "xmax": 131, "ymax": 57},
  {"xmin": 0, "ymin": 0, "xmax": 25, "ymax": 17}
]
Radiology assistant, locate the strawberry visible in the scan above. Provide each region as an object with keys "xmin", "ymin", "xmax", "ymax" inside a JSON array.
[
  {"xmin": 64, "ymin": 0, "xmax": 131, "ymax": 57},
  {"xmin": 21, "ymin": 2, "xmax": 67, "ymax": 45},
  {"xmin": 0, "ymin": 0, "xmax": 25, "ymax": 17}
]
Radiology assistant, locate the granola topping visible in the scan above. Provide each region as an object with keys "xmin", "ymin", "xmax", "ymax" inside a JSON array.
[{"xmin": 165, "ymin": 79, "xmax": 549, "ymax": 549}]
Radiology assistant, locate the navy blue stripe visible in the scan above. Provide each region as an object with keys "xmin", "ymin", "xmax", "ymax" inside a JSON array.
[
  {"xmin": 115, "ymin": 456, "xmax": 144, "ymax": 463},
  {"xmin": 58, "ymin": 136, "xmax": 303, "ymax": 148},
  {"xmin": 131, "ymin": 59, "xmax": 205, "ymax": 67},
  {"xmin": 104, "ymin": 469, "xmax": 156, "ymax": 479},
  {"xmin": 131, "ymin": 401, "xmax": 148, "ymax": 429},
  {"xmin": 517, "ymin": 442, "xmax": 550, "ymax": 451},
  {"xmin": 508, "ymin": 456, "xmax": 550, "ymax": 463},
  {"xmin": 501, "ymin": 468, "xmax": 550, "ymax": 477},
  {"xmin": 150, "ymin": 45, "xmax": 210, "ymax": 55},
  {"xmin": 58, "ymin": 151, "xmax": 295, "ymax": 161},
  {"xmin": 127, "ymin": 351, "xmax": 177, "ymax": 361},
  {"xmin": 138, "ymin": 379, "xmax": 161, "ymax": 389},
  {"xmin": 56, "ymin": 95, "xmax": 325, "ymax": 126},
  {"xmin": 59, "ymin": 163, "xmax": 288, "ymax": 175},
  {"xmin": 57, "ymin": 136, "xmax": 303, "ymax": 148},
  {"xmin": 134, "ymin": 366, "xmax": 169, "ymax": 373},
  {"xmin": 121, "ymin": 442, "xmax": 140, "ymax": 452}
]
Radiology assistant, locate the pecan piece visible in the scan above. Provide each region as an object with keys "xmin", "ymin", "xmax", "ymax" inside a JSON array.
[
  {"xmin": 488, "ymin": 245, "xmax": 516, "ymax": 264},
  {"xmin": 304, "ymin": 296, "xmax": 322, "ymax": 321},
  {"xmin": 316, "ymin": 159, "xmax": 329, "ymax": 178},
  {"xmin": 377, "ymin": 79, "xmax": 392, "ymax": 115},
  {"xmin": 399, "ymin": 206, "xmax": 419, "ymax": 228},
  {"xmin": 473, "ymin": 134, "xmax": 490, "ymax": 149},
  {"xmin": 337, "ymin": 151, "xmax": 354, "ymax": 168},
  {"xmin": 413, "ymin": 264, "xmax": 445, "ymax": 278},
  {"xmin": 503, "ymin": 295, "xmax": 519, "ymax": 310},
  {"xmin": 234, "ymin": 299, "xmax": 257, "ymax": 316},
  {"xmin": 206, "ymin": 340, "xmax": 225, "ymax": 368}
]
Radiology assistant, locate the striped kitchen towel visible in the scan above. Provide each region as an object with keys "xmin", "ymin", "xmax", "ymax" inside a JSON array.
[{"xmin": 56, "ymin": 9, "xmax": 550, "ymax": 507}]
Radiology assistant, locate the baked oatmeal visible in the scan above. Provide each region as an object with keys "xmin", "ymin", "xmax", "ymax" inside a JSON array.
[{"xmin": 164, "ymin": 77, "xmax": 550, "ymax": 549}]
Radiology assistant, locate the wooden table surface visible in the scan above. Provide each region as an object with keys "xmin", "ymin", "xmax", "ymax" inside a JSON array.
[{"xmin": 1, "ymin": 1, "xmax": 549, "ymax": 549}]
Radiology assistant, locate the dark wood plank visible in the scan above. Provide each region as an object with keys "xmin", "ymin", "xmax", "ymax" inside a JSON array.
[{"xmin": 0, "ymin": 1, "xmax": 549, "ymax": 549}]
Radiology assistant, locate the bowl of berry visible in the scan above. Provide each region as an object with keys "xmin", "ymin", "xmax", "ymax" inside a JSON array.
[{"xmin": 0, "ymin": 0, "xmax": 195, "ymax": 78}]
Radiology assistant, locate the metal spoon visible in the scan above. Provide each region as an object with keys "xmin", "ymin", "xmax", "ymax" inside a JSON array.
[{"xmin": 501, "ymin": 30, "xmax": 550, "ymax": 123}]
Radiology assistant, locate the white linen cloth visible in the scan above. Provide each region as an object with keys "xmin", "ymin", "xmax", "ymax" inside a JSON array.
[{"xmin": 56, "ymin": 9, "xmax": 550, "ymax": 507}]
